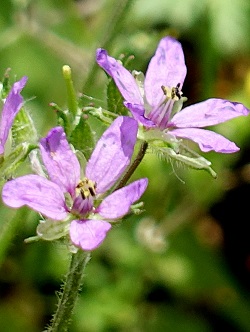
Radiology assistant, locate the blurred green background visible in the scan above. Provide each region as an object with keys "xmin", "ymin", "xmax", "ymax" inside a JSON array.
[{"xmin": 1, "ymin": 0, "xmax": 250, "ymax": 331}]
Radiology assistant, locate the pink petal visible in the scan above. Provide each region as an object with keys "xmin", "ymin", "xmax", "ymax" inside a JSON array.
[
  {"xmin": 97, "ymin": 178, "xmax": 148, "ymax": 219},
  {"xmin": 172, "ymin": 98, "xmax": 250, "ymax": 128},
  {"xmin": 171, "ymin": 128, "xmax": 239, "ymax": 153},
  {"xmin": 86, "ymin": 116, "xmax": 138, "ymax": 194},
  {"xmin": 2, "ymin": 174, "xmax": 68, "ymax": 220},
  {"xmin": 124, "ymin": 102, "xmax": 155, "ymax": 127},
  {"xmin": 0, "ymin": 76, "xmax": 28, "ymax": 154},
  {"xmin": 70, "ymin": 219, "xmax": 111, "ymax": 251},
  {"xmin": 144, "ymin": 36, "xmax": 187, "ymax": 108},
  {"xmin": 96, "ymin": 48, "xmax": 143, "ymax": 105},
  {"xmin": 40, "ymin": 127, "xmax": 80, "ymax": 197}
]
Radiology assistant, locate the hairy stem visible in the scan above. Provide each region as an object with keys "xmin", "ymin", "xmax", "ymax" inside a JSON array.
[
  {"xmin": 46, "ymin": 250, "xmax": 91, "ymax": 332},
  {"xmin": 115, "ymin": 141, "xmax": 148, "ymax": 190}
]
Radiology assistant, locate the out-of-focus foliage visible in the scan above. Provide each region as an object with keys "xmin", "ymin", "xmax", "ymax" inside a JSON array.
[{"xmin": 1, "ymin": 0, "xmax": 250, "ymax": 331}]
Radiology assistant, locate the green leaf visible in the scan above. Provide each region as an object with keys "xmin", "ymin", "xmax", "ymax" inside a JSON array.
[
  {"xmin": 69, "ymin": 115, "xmax": 95, "ymax": 160},
  {"xmin": 107, "ymin": 78, "xmax": 129, "ymax": 116}
]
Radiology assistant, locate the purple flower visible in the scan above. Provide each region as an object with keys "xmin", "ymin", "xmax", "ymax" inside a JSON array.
[
  {"xmin": 0, "ymin": 76, "xmax": 28, "ymax": 155},
  {"xmin": 96, "ymin": 37, "xmax": 249, "ymax": 153},
  {"xmin": 2, "ymin": 116, "xmax": 148, "ymax": 251}
]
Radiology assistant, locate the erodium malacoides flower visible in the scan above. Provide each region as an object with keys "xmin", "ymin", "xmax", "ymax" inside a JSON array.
[
  {"xmin": 96, "ymin": 36, "xmax": 250, "ymax": 154},
  {"xmin": 2, "ymin": 116, "xmax": 148, "ymax": 251},
  {"xmin": 0, "ymin": 76, "xmax": 28, "ymax": 155}
]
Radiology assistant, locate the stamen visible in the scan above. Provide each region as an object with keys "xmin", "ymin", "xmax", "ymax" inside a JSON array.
[
  {"xmin": 89, "ymin": 186, "xmax": 96, "ymax": 197},
  {"xmin": 148, "ymin": 83, "xmax": 183, "ymax": 130},
  {"xmin": 80, "ymin": 191, "xmax": 86, "ymax": 200},
  {"xmin": 76, "ymin": 177, "xmax": 97, "ymax": 199},
  {"xmin": 171, "ymin": 83, "xmax": 182, "ymax": 100},
  {"xmin": 161, "ymin": 83, "xmax": 182, "ymax": 101},
  {"xmin": 161, "ymin": 85, "xmax": 168, "ymax": 96}
]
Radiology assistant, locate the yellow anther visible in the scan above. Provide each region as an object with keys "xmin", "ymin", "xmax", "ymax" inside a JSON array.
[{"xmin": 76, "ymin": 177, "xmax": 97, "ymax": 199}]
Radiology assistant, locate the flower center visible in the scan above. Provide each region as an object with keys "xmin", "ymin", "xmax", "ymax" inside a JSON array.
[
  {"xmin": 76, "ymin": 177, "xmax": 97, "ymax": 200},
  {"xmin": 147, "ymin": 83, "xmax": 183, "ymax": 130},
  {"xmin": 70, "ymin": 177, "xmax": 97, "ymax": 217}
]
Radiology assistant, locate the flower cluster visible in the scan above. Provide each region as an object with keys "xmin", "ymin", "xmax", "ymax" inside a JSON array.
[{"xmin": 1, "ymin": 36, "xmax": 250, "ymax": 252}]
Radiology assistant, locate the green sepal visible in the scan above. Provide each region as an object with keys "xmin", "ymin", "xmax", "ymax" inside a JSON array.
[
  {"xmin": 12, "ymin": 107, "xmax": 37, "ymax": 147},
  {"xmin": 69, "ymin": 115, "xmax": 95, "ymax": 160},
  {"xmin": 107, "ymin": 78, "xmax": 129, "ymax": 116},
  {"xmin": 0, "ymin": 143, "xmax": 37, "ymax": 182},
  {"xmin": 150, "ymin": 143, "xmax": 217, "ymax": 178},
  {"xmin": 36, "ymin": 218, "xmax": 70, "ymax": 241}
]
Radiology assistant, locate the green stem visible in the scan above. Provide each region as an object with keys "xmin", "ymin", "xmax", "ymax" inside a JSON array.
[
  {"xmin": 115, "ymin": 141, "xmax": 148, "ymax": 190},
  {"xmin": 46, "ymin": 250, "xmax": 91, "ymax": 332}
]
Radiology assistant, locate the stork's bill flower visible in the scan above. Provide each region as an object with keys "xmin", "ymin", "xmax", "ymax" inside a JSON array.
[
  {"xmin": 96, "ymin": 36, "xmax": 249, "ymax": 154},
  {"xmin": 2, "ymin": 116, "xmax": 148, "ymax": 250}
]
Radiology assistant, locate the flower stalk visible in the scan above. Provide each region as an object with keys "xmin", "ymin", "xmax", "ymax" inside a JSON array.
[
  {"xmin": 46, "ymin": 250, "xmax": 91, "ymax": 332},
  {"xmin": 115, "ymin": 140, "xmax": 148, "ymax": 190}
]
